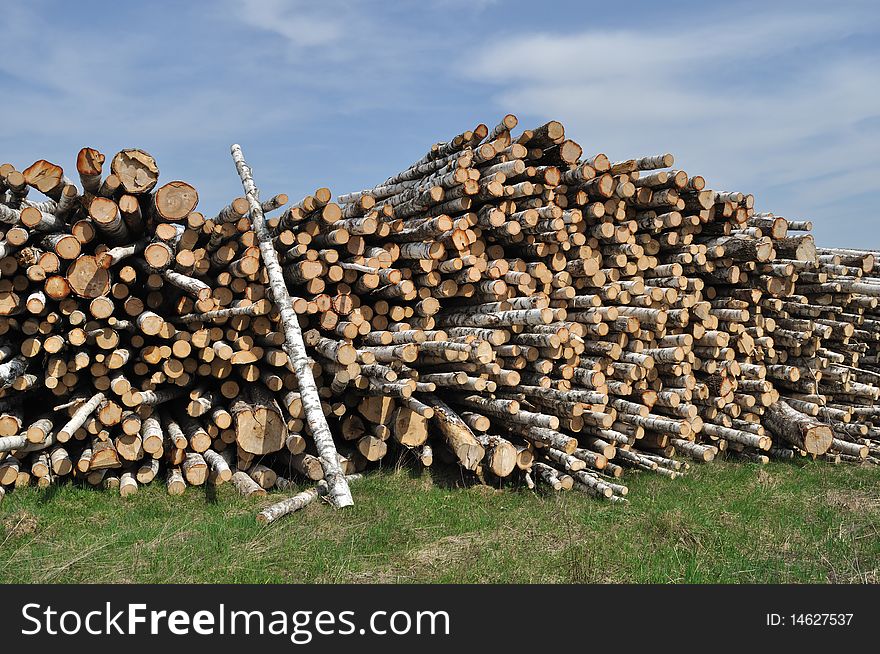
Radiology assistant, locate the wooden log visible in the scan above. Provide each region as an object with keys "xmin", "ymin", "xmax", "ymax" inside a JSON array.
[
  {"xmin": 22, "ymin": 159, "xmax": 65, "ymax": 199},
  {"xmin": 474, "ymin": 434, "xmax": 517, "ymax": 477},
  {"xmin": 0, "ymin": 356, "xmax": 29, "ymax": 389},
  {"xmin": 358, "ymin": 395, "xmax": 396, "ymax": 424},
  {"xmin": 416, "ymin": 443, "xmax": 433, "ymax": 466},
  {"xmin": 256, "ymin": 474, "xmax": 363, "ymax": 525},
  {"xmin": 166, "ymin": 467, "xmax": 186, "ymax": 495},
  {"xmin": 231, "ymin": 385, "xmax": 287, "ymax": 455},
  {"xmin": 111, "ymin": 149, "xmax": 159, "ymax": 194},
  {"xmin": 90, "ymin": 439, "xmax": 121, "ymax": 470},
  {"xmin": 249, "ymin": 463, "xmax": 277, "ymax": 489},
  {"xmin": 391, "ymin": 406, "xmax": 429, "ymax": 447},
  {"xmin": 764, "ymin": 400, "xmax": 833, "ymax": 456},
  {"xmin": 136, "ymin": 457, "xmax": 160, "ymax": 484},
  {"xmin": 287, "ymin": 453, "xmax": 325, "ymax": 481},
  {"xmin": 422, "ymin": 393, "xmax": 484, "ymax": 470},
  {"xmin": 829, "ymin": 437, "xmax": 868, "ymax": 459},
  {"xmin": 154, "ymin": 181, "xmax": 199, "ymax": 222},
  {"xmin": 119, "ymin": 471, "xmax": 138, "ymax": 497},
  {"xmin": 0, "ymin": 456, "xmax": 20, "ymax": 484},
  {"xmin": 58, "ymin": 392, "xmax": 105, "ymax": 441},
  {"xmin": 66, "ymin": 255, "xmax": 111, "ymax": 298},
  {"xmin": 182, "ymin": 452, "xmax": 209, "ymax": 485},
  {"xmin": 204, "ymin": 448, "xmax": 233, "ymax": 483},
  {"xmin": 76, "ymin": 147, "xmax": 105, "ymax": 193},
  {"xmin": 230, "ymin": 470, "xmax": 264, "ymax": 496},
  {"xmin": 231, "ymin": 144, "xmax": 352, "ymax": 508},
  {"xmin": 356, "ymin": 435, "xmax": 387, "ymax": 461}
]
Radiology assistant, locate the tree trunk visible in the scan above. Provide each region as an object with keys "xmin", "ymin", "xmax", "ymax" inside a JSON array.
[
  {"xmin": 119, "ymin": 471, "xmax": 138, "ymax": 497},
  {"xmin": 230, "ymin": 143, "xmax": 352, "ymax": 508},
  {"xmin": 182, "ymin": 452, "xmax": 208, "ymax": 485},
  {"xmin": 154, "ymin": 181, "xmax": 199, "ymax": 222},
  {"xmin": 111, "ymin": 149, "xmax": 159, "ymax": 194},
  {"xmin": 231, "ymin": 385, "xmax": 287, "ymax": 455},
  {"xmin": 166, "ymin": 467, "xmax": 186, "ymax": 495},
  {"xmin": 422, "ymin": 393, "xmax": 484, "ymax": 470},
  {"xmin": 204, "ymin": 449, "xmax": 233, "ymax": 483},
  {"xmin": 764, "ymin": 401, "xmax": 833, "ymax": 456},
  {"xmin": 136, "ymin": 457, "xmax": 160, "ymax": 484},
  {"xmin": 256, "ymin": 474, "xmax": 363, "ymax": 525},
  {"xmin": 66, "ymin": 255, "xmax": 111, "ymax": 298},
  {"xmin": 58, "ymin": 392, "xmax": 105, "ymax": 441},
  {"xmin": 474, "ymin": 434, "xmax": 517, "ymax": 477},
  {"xmin": 77, "ymin": 147, "xmax": 105, "ymax": 194},
  {"xmin": 391, "ymin": 406, "xmax": 429, "ymax": 447},
  {"xmin": 231, "ymin": 470, "xmax": 265, "ymax": 497},
  {"xmin": 90, "ymin": 438, "xmax": 121, "ymax": 470}
]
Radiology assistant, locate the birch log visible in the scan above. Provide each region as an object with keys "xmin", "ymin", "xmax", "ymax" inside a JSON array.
[
  {"xmin": 256, "ymin": 474, "xmax": 363, "ymax": 525},
  {"xmin": 230, "ymin": 143, "xmax": 352, "ymax": 507},
  {"xmin": 763, "ymin": 401, "xmax": 833, "ymax": 456},
  {"xmin": 422, "ymin": 393, "xmax": 485, "ymax": 470}
]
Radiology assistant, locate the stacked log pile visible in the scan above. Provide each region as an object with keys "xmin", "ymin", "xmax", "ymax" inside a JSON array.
[
  {"xmin": 324, "ymin": 116, "xmax": 878, "ymax": 505},
  {"xmin": 1, "ymin": 116, "xmax": 878, "ymax": 517},
  {"xmin": 0, "ymin": 146, "xmax": 359, "ymax": 504}
]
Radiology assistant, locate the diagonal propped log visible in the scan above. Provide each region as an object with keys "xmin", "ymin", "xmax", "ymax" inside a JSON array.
[{"xmin": 230, "ymin": 143, "xmax": 353, "ymax": 508}]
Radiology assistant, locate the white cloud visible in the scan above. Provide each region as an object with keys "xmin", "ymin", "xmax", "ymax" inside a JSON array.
[
  {"xmin": 3, "ymin": 0, "xmax": 876, "ymax": 244},
  {"xmin": 0, "ymin": 1, "xmax": 452, "ymax": 213},
  {"xmin": 468, "ymin": 8, "xmax": 880, "ymax": 246},
  {"xmin": 236, "ymin": 0, "xmax": 345, "ymax": 48}
]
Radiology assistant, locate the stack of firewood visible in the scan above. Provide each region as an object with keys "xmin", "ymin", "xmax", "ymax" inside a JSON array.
[{"xmin": 1, "ymin": 116, "xmax": 878, "ymax": 521}]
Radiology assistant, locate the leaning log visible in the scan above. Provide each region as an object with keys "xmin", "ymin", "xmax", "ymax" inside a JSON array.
[
  {"xmin": 422, "ymin": 394, "xmax": 485, "ymax": 470},
  {"xmin": 231, "ymin": 143, "xmax": 352, "ymax": 508}
]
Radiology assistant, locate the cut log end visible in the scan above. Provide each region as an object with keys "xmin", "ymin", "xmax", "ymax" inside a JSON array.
[{"xmin": 111, "ymin": 148, "xmax": 160, "ymax": 194}]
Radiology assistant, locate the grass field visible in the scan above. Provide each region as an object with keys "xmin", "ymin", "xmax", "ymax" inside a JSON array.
[{"xmin": 1, "ymin": 459, "xmax": 878, "ymax": 583}]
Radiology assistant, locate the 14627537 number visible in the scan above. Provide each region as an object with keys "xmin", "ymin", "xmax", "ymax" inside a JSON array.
[{"xmin": 790, "ymin": 614, "xmax": 853, "ymax": 626}]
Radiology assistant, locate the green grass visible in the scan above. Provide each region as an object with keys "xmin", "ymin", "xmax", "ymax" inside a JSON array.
[{"xmin": 1, "ymin": 459, "xmax": 878, "ymax": 583}]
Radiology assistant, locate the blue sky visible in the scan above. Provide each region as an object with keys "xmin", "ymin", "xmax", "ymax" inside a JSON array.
[{"xmin": 2, "ymin": 0, "xmax": 878, "ymax": 247}]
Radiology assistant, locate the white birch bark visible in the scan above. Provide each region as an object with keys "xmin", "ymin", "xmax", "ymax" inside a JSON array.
[
  {"xmin": 231, "ymin": 144, "xmax": 352, "ymax": 508},
  {"xmin": 0, "ymin": 203, "xmax": 21, "ymax": 224},
  {"xmin": 256, "ymin": 474, "xmax": 363, "ymax": 525},
  {"xmin": 0, "ymin": 356, "xmax": 28, "ymax": 390},
  {"xmin": 57, "ymin": 392, "xmax": 105, "ymax": 441},
  {"xmin": 204, "ymin": 448, "xmax": 233, "ymax": 483},
  {"xmin": 174, "ymin": 300, "xmax": 271, "ymax": 324},
  {"xmin": 136, "ymin": 457, "xmax": 160, "ymax": 484},
  {"xmin": 0, "ymin": 434, "xmax": 28, "ymax": 453},
  {"xmin": 119, "ymin": 471, "xmax": 138, "ymax": 497},
  {"xmin": 161, "ymin": 269, "xmax": 211, "ymax": 300},
  {"xmin": 764, "ymin": 400, "xmax": 833, "ymax": 455},
  {"xmin": 422, "ymin": 394, "xmax": 485, "ymax": 470},
  {"xmin": 166, "ymin": 467, "xmax": 186, "ymax": 495}
]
